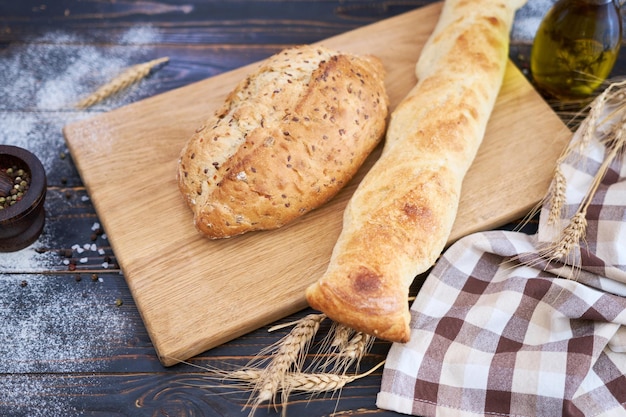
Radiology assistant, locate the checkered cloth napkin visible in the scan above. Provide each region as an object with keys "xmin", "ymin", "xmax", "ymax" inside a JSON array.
[{"xmin": 377, "ymin": 94, "xmax": 626, "ymax": 416}]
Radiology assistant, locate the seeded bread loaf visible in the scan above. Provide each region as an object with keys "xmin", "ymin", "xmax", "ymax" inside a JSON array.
[
  {"xmin": 306, "ymin": 0, "xmax": 527, "ymax": 342},
  {"xmin": 177, "ymin": 45, "xmax": 389, "ymax": 239}
]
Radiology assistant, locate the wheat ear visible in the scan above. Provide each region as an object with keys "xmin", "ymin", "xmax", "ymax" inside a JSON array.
[
  {"xmin": 75, "ymin": 56, "xmax": 169, "ymax": 109},
  {"xmin": 541, "ymin": 84, "xmax": 626, "ymax": 269},
  {"xmin": 545, "ymin": 83, "xmax": 612, "ymax": 225},
  {"xmin": 330, "ymin": 323, "xmax": 354, "ymax": 349},
  {"xmin": 225, "ymin": 360, "xmax": 385, "ymax": 394},
  {"xmin": 547, "ymin": 167, "xmax": 567, "ymax": 225},
  {"xmin": 284, "ymin": 360, "xmax": 385, "ymax": 394},
  {"xmin": 546, "ymin": 211, "xmax": 588, "ymax": 265},
  {"xmin": 248, "ymin": 313, "xmax": 325, "ymax": 413},
  {"xmin": 574, "ymin": 85, "xmax": 610, "ymax": 153},
  {"xmin": 331, "ymin": 331, "xmax": 373, "ymax": 375},
  {"xmin": 310, "ymin": 323, "xmax": 374, "ymax": 375},
  {"xmin": 340, "ymin": 332, "xmax": 373, "ymax": 361}
]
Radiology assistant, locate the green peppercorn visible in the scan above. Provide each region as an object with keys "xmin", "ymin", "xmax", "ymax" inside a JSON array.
[{"xmin": 0, "ymin": 165, "xmax": 31, "ymax": 209}]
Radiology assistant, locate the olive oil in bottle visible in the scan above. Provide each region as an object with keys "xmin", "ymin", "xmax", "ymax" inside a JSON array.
[{"xmin": 530, "ymin": 0, "xmax": 622, "ymax": 101}]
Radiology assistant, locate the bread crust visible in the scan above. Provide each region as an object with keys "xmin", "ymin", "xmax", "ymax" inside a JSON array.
[
  {"xmin": 177, "ymin": 45, "xmax": 389, "ymax": 239},
  {"xmin": 306, "ymin": 0, "xmax": 527, "ymax": 343}
]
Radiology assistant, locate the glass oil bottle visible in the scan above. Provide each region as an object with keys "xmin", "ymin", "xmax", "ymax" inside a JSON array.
[{"xmin": 530, "ymin": 0, "xmax": 622, "ymax": 101}]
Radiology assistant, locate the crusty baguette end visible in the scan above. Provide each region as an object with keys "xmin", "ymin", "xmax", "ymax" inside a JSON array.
[{"xmin": 306, "ymin": 0, "xmax": 527, "ymax": 342}]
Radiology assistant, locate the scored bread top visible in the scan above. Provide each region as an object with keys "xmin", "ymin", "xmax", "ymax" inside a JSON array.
[{"xmin": 177, "ymin": 45, "xmax": 389, "ymax": 239}]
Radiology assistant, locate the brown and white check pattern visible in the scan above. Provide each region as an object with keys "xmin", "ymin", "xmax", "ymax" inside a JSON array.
[{"xmin": 377, "ymin": 114, "xmax": 626, "ymax": 416}]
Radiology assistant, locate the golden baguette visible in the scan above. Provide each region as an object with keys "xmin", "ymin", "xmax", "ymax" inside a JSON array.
[{"xmin": 306, "ymin": 0, "xmax": 528, "ymax": 343}]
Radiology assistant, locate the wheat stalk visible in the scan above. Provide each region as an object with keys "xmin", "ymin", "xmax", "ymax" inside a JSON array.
[
  {"xmin": 248, "ymin": 313, "xmax": 325, "ymax": 413},
  {"xmin": 537, "ymin": 80, "xmax": 626, "ymax": 272},
  {"xmin": 574, "ymin": 85, "xmax": 609, "ymax": 153},
  {"xmin": 223, "ymin": 360, "xmax": 385, "ymax": 394},
  {"xmin": 545, "ymin": 81, "xmax": 613, "ymax": 226},
  {"xmin": 168, "ymin": 315, "xmax": 384, "ymax": 416},
  {"xmin": 224, "ymin": 361, "xmax": 385, "ymax": 392},
  {"xmin": 75, "ymin": 56, "xmax": 169, "ymax": 109},
  {"xmin": 545, "ymin": 211, "xmax": 588, "ymax": 265},
  {"xmin": 308, "ymin": 322, "xmax": 376, "ymax": 377},
  {"xmin": 341, "ymin": 332, "xmax": 373, "ymax": 361},
  {"xmin": 168, "ymin": 316, "xmax": 382, "ymax": 416},
  {"xmin": 556, "ymin": 107, "xmax": 626, "ymax": 259},
  {"xmin": 547, "ymin": 167, "xmax": 567, "ymax": 225},
  {"xmin": 329, "ymin": 332, "xmax": 373, "ymax": 375},
  {"xmin": 165, "ymin": 314, "xmax": 384, "ymax": 417},
  {"xmin": 284, "ymin": 360, "xmax": 385, "ymax": 394}
]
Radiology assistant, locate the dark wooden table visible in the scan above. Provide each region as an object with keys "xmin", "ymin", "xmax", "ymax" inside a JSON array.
[{"xmin": 0, "ymin": 1, "xmax": 624, "ymax": 416}]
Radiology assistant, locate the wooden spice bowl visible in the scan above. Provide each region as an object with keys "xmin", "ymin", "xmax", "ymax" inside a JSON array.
[{"xmin": 0, "ymin": 145, "xmax": 47, "ymax": 252}]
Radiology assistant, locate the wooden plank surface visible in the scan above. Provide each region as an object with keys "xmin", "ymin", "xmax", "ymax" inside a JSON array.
[{"xmin": 63, "ymin": 2, "xmax": 572, "ymax": 367}]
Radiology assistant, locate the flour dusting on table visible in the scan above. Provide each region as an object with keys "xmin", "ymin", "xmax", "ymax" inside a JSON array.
[
  {"xmin": 0, "ymin": 26, "xmax": 163, "ymax": 171},
  {"xmin": 0, "ymin": 25, "xmax": 162, "ymax": 415},
  {"xmin": 0, "ymin": 272, "xmax": 135, "ymax": 371},
  {"xmin": 0, "ymin": 233, "xmax": 56, "ymax": 272}
]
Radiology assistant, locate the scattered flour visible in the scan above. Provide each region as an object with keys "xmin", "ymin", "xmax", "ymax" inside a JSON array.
[
  {"xmin": 0, "ymin": 375, "xmax": 82, "ymax": 417},
  {"xmin": 0, "ymin": 26, "xmax": 163, "ymax": 268},
  {"xmin": 0, "ymin": 273, "xmax": 135, "ymax": 374},
  {"xmin": 0, "ymin": 269, "xmax": 138, "ymax": 415},
  {"xmin": 0, "ymin": 111, "xmax": 73, "ymax": 176},
  {"xmin": 0, "ymin": 232, "xmax": 56, "ymax": 272},
  {"xmin": 0, "ymin": 25, "xmax": 163, "ymax": 170},
  {"xmin": 0, "ymin": 25, "xmax": 161, "ymax": 414}
]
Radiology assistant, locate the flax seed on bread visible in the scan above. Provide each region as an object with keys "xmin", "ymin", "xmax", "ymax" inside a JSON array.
[{"xmin": 177, "ymin": 45, "xmax": 389, "ymax": 239}]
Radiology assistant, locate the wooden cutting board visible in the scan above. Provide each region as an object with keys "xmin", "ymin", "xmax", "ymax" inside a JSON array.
[{"xmin": 63, "ymin": 2, "xmax": 572, "ymax": 366}]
